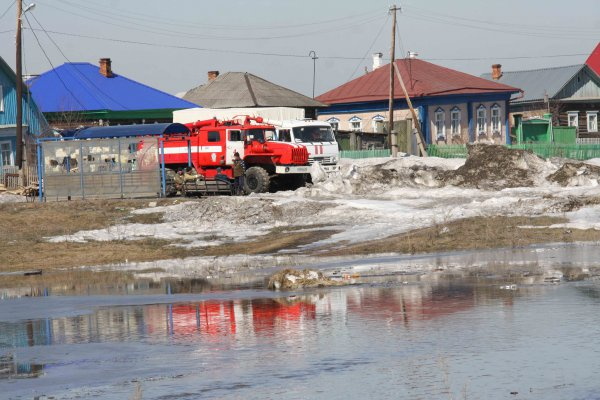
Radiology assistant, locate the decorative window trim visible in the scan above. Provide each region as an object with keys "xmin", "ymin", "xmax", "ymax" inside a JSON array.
[
  {"xmin": 371, "ymin": 114, "xmax": 385, "ymax": 132},
  {"xmin": 476, "ymin": 105, "xmax": 487, "ymax": 136},
  {"xmin": 490, "ymin": 103, "xmax": 501, "ymax": 136},
  {"xmin": 567, "ymin": 111, "xmax": 579, "ymax": 128},
  {"xmin": 434, "ymin": 107, "xmax": 445, "ymax": 139},
  {"xmin": 587, "ymin": 111, "xmax": 599, "ymax": 133},
  {"xmin": 326, "ymin": 117, "xmax": 340, "ymax": 131},
  {"xmin": 348, "ymin": 116, "xmax": 362, "ymax": 132},
  {"xmin": 450, "ymin": 107, "xmax": 461, "ymax": 136}
]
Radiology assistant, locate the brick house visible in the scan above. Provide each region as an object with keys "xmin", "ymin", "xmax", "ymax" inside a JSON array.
[{"xmin": 316, "ymin": 55, "xmax": 520, "ymax": 145}]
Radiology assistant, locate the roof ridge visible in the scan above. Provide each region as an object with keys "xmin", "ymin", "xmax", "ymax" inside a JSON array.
[{"xmin": 501, "ymin": 64, "xmax": 583, "ymax": 74}]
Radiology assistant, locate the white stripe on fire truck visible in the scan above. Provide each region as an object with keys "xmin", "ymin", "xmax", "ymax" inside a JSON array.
[{"xmin": 162, "ymin": 146, "xmax": 222, "ymax": 154}]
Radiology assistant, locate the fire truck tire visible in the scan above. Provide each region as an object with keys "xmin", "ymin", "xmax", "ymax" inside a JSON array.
[{"xmin": 244, "ymin": 166, "xmax": 270, "ymax": 193}]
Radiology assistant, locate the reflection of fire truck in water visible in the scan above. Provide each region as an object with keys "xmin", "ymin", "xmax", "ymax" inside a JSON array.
[{"xmin": 163, "ymin": 116, "xmax": 310, "ymax": 194}]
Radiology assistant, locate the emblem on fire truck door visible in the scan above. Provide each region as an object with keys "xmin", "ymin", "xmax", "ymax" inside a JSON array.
[{"xmin": 211, "ymin": 153, "xmax": 216, "ymax": 162}]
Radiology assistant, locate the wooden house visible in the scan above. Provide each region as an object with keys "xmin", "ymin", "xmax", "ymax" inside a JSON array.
[
  {"xmin": 0, "ymin": 56, "xmax": 49, "ymax": 170},
  {"xmin": 481, "ymin": 43, "xmax": 600, "ymax": 137}
]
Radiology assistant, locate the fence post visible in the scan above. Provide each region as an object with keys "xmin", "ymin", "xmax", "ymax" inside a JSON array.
[
  {"xmin": 159, "ymin": 136, "xmax": 166, "ymax": 197},
  {"xmin": 118, "ymin": 139, "xmax": 124, "ymax": 198},
  {"xmin": 79, "ymin": 142, "xmax": 85, "ymax": 200},
  {"xmin": 37, "ymin": 140, "xmax": 43, "ymax": 201}
]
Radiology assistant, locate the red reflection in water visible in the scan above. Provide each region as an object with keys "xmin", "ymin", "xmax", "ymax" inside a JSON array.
[{"xmin": 251, "ymin": 299, "xmax": 316, "ymax": 334}]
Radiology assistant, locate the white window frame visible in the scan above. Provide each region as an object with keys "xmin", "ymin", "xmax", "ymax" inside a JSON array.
[
  {"xmin": 491, "ymin": 104, "xmax": 501, "ymax": 135},
  {"xmin": 567, "ymin": 112, "xmax": 579, "ymax": 129},
  {"xmin": 0, "ymin": 85, "xmax": 4, "ymax": 112},
  {"xmin": 372, "ymin": 114, "xmax": 385, "ymax": 133},
  {"xmin": 0, "ymin": 140, "xmax": 14, "ymax": 166},
  {"xmin": 588, "ymin": 112, "xmax": 598, "ymax": 133},
  {"xmin": 450, "ymin": 107, "xmax": 461, "ymax": 135},
  {"xmin": 476, "ymin": 105, "xmax": 487, "ymax": 135},
  {"xmin": 326, "ymin": 117, "xmax": 340, "ymax": 132},
  {"xmin": 434, "ymin": 108, "xmax": 445, "ymax": 139},
  {"xmin": 349, "ymin": 116, "xmax": 362, "ymax": 132}
]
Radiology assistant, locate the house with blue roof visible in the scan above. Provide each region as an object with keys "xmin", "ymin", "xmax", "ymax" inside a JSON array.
[
  {"xmin": 0, "ymin": 55, "xmax": 49, "ymax": 169},
  {"xmin": 26, "ymin": 58, "xmax": 199, "ymax": 129}
]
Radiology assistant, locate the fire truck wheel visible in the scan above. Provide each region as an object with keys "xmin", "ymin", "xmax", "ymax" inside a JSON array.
[{"xmin": 244, "ymin": 166, "xmax": 270, "ymax": 193}]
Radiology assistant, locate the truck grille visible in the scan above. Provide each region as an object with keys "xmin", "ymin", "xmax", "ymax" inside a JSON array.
[
  {"xmin": 292, "ymin": 147, "xmax": 309, "ymax": 164},
  {"xmin": 308, "ymin": 156, "xmax": 335, "ymax": 165}
]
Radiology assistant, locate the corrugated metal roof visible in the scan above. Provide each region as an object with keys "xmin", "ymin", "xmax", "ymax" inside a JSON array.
[
  {"xmin": 317, "ymin": 59, "xmax": 520, "ymax": 105},
  {"xmin": 26, "ymin": 63, "xmax": 199, "ymax": 113},
  {"xmin": 481, "ymin": 64, "xmax": 584, "ymax": 103},
  {"xmin": 183, "ymin": 72, "xmax": 325, "ymax": 108},
  {"xmin": 74, "ymin": 123, "xmax": 189, "ymax": 139}
]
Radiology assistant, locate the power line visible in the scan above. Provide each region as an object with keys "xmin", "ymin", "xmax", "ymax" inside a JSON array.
[
  {"xmin": 42, "ymin": 0, "xmax": 385, "ymax": 41},
  {"xmin": 401, "ymin": 8, "xmax": 599, "ymax": 40},
  {"xmin": 404, "ymin": 4, "xmax": 600, "ymax": 34},
  {"xmin": 53, "ymin": 0, "xmax": 381, "ymax": 32},
  {"xmin": 23, "ymin": 13, "xmax": 86, "ymax": 109},
  {"xmin": 28, "ymin": 12, "xmax": 130, "ymax": 110},
  {"xmin": 424, "ymin": 53, "xmax": 589, "ymax": 61},
  {"xmin": 0, "ymin": 0, "xmax": 15, "ymax": 21},
  {"xmin": 25, "ymin": 27, "xmax": 590, "ymax": 64},
  {"xmin": 24, "ymin": 27, "xmax": 370, "ymax": 60},
  {"xmin": 347, "ymin": 14, "xmax": 390, "ymax": 81}
]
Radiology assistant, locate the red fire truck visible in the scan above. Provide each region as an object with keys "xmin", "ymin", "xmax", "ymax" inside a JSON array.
[{"xmin": 163, "ymin": 116, "xmax": 310, "ymax": 194}]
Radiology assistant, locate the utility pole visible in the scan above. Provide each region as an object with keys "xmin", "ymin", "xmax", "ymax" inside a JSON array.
[
  {"xmin": 309, "ymin": 50, "xmax": 318, "ymax": 98},
  {"xmin": 15, "ymin": 0, "xmax": 23, "ymax": 169},
  {"xmin": 388, "ymin": 5, "xmax": 399, "ymax": 157}
]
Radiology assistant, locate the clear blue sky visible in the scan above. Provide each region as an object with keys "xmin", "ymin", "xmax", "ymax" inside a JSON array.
[{"xmin": 0, "ymin": 0, "xmax": 599, "ymax": 97}]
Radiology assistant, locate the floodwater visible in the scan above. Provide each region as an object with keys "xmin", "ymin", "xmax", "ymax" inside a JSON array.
[{"xmin": 2, "ymin": 256, "xmax": 600, "ymax": 399}]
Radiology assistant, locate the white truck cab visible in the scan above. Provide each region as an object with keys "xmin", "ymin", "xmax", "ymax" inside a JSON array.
[{"xmin": 270, "ymin": 120, "xmax": 340, "ymax": 172}]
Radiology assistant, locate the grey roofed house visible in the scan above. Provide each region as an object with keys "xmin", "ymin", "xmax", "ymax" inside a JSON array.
[
  {"xmin": 481, "ymin": 64, "xmax": 587, "ymax": 104},
  {"xmin": 481, "ymin": 62, "xmax": 600, "ymax": 135},
  {"xmin": 183, "ymin": 71, "xmax": 325, "ymax": 117}
]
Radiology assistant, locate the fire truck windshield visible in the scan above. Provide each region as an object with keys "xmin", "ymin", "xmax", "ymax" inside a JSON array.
[
  {"xmin": 243, "ymin": 129, "xmax": 276, "ymax": 142},
  {"xmin": 292, "ymin": 126, "xmax": 335, "ymax": 143}
]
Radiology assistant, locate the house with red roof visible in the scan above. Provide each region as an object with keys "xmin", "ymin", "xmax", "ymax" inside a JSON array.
[{"xmin": 316, "ymin": 55, "xmax": 521, "ymax": 145}]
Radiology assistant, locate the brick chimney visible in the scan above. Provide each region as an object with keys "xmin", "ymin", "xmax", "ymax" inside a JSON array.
[
  {"xmin": 99, "ymin": 58, "xmax": 113, "ymax": 78},
  {"xmin": 491, "ymin": 64, "xmax": 502, "ymax": 80},
  {"xmin": 207, "ymin": 70, "xmax": 219, "ymax": 82}
]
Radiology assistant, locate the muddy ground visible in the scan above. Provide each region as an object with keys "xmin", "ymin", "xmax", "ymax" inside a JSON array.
[{"xmin": 4, "ymin": 144, "xmax": 600, "ymax": 286}]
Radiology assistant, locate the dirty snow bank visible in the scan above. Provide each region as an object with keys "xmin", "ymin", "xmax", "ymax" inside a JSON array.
[
  {"xmin": 48, "ymin": 145, "xmax": 600, "ymax": 248},
  {"xmin": 0, "ymin": 193, "xmax": 26, "ymax": 203}
]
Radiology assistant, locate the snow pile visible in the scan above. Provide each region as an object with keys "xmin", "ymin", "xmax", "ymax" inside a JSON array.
[
  {"xmin": 548, "ymin": 162, "xmax": 600, "ymax": 187},
  {"xmin": 0, "ymin": 193, "xmax": 26, "ymax": 203},
  {"xmin": 303, "ymin": 156, "xmax": 462, "ymax": 196},
  {"xmin": 442, "ymin": 144, "xmax": 555, "ymax": 189},
  {"xmin": 267, "ymin": 268, "xmax": 341, "ymax": 290}
]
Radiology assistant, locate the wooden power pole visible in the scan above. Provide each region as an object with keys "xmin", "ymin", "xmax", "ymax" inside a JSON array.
[
  {"xmin": 15, "ymin": 0, "xmax": 23, "ymax": 169},
  {"xmin": 388, "ymin": 5, "xmax": 399, "ymax": 157}
]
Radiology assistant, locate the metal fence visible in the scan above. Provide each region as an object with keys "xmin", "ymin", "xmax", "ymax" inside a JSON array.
[
  {"xmin": 340, "ymin": 149, "xmax": 392, "ymax": 159},
  {"xmin": 39, "ymin": 137, "xmax": 162, "ymax": 201},
  {"xmin": 427, "ymin": 143, "xmax": 600, "ymax": 160}
]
